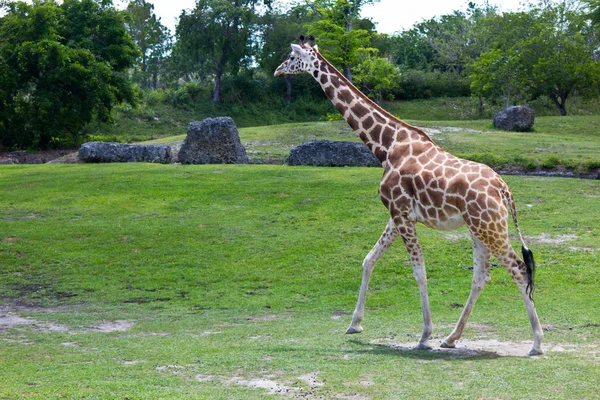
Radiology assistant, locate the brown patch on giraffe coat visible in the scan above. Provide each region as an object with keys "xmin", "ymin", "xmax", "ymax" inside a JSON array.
[
  {"xmin": 352, "ymin": 103, "xmax": 369, "ymax": 118},
  {"xmin": 339, "ymin": 89, "xmax": 354, "ymax": 104},
  {"xmin": 347, "ymin": 115, "xmax": 359, "ymax": 131},
  {"xmin": 330, "ymin": 75, "xmax": 342, "ymax": 88},
  {"xmin": 312, "ymin": 70, "xmax": 319, "ymax": 78},
  {"xmin": 400, "ymin": 176, "xmax": 416, "ymax": 197},
  {"xmin": 381, "ymin": 127, "xmax": 395, "ymax": 149},
  {"xmin": 324, "ymin": 86, "xmax": 335, "ymax": 100},
  {"xmin": 320, "ymin": 74, "xmax": 328, "ymax": 85},
  {"xmin": 362, "ymin": 116, "xmax": 374, "ymax": 131},
  {"xmin": 448, "ymin": 178, "xmax": 469, "ymax": 198},
  {"xmin": 373, "ymin": 112, "xmax": 386, "ymax": 124},
  {"xmin": 387, "ymin": 144, "xmax": 410, "ymax": 165},
  {"xmin": 335, "ymin": 102, "xmax": 348, "ymax": 115},
  {"xmin": 374, "ymin": 148, "xmax": 387, "ymax": 162},
  {"xmin": 370, "ymin": 125, "xmax": 382, "ymax": 143}
]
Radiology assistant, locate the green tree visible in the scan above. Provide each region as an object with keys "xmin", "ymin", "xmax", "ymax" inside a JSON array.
[
  {"xmin": 352, "ymin": 48, "xmax": 400, "ymax": 102},
  {"xmin": 258, "ymin": 4, "xmax": 318, "ymax": 102},
  {"xmin": 583, "ymin": 0, "xmax": 600, "ymax": 27},
  {"xmin": 0, "ymin": 0, "xmax": 136, "ymax": 149},
  {"xmin": 469, "ymin": 3, "xmax": 600, "ymax": 116},
  {"xmin": 305, "ymin": 0, "xmax": 379, "ymax": 81},
  {"xmin": 124, "ymin": 0, "xmax": 171, "ymax": 89},
  {"xmin": 173, "ymin": 0, "xmax": 270, "ymax": 103}
]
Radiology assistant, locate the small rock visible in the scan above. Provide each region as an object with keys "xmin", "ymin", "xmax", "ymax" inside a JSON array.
[
  {"xmin": 79, "ymin": 142, "xmax": 172, "ymax": 164},
  {"xmin": 493, "ymin": 106, "xmax": 535, "ymax": 132},
  {"xmin": 287, "ymin": 140, "xmax": 381, "ymax": 167}
]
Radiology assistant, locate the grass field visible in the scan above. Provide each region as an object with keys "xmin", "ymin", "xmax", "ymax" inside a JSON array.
[{"xmin": 1, "ymin": 164, "xmax": 599, "ymax": 399}]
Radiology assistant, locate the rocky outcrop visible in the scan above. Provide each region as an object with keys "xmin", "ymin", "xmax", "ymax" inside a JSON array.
[
  {"xmin": 493, "ymin": 106, "xmax": 535, "ymax": 132},
  {"xmin": 178, "ymin": 117, "xmax": 248, "ymax": 164},
  {"xmin": 286, "ymin": 140, "xmax": 381, "ymax": 167},
  {"xmin": 79, "ymin": 142, "xmax": 172, "ymax": 163}
]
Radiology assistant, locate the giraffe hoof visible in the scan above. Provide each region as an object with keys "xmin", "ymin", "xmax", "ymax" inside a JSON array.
[
  {"xmin": 440, "ymin": 341, "xmax": 456, "ymax": 349},
  {"xmin": 528, "ymin": 348, "xmax": 543, "ymax": 356},
  {"xmin": 414, "ymin": 343, "xmax": 432, "ymax": 351},
  {"xmin": 345, "ymin": 326, "xmax": 363, "ymax": 334}
]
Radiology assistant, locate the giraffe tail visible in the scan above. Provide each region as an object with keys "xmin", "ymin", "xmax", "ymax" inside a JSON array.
[{"xmin": 501, "ymin": 185, "xmax": 536, "ymax": 301}]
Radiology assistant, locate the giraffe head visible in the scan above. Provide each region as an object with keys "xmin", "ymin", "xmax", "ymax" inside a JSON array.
[{"xmin": 274, "ymin": 35, "xmax": 319, "ymax": 77}]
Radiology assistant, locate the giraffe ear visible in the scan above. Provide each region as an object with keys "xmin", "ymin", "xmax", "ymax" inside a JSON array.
[
  {"xmin": 313, "ymin": 45, "xmax": 319, "ymax": 53},
  {"xmin": 291, "ymin": 44, "xmax": 303, "ymax": 54}
]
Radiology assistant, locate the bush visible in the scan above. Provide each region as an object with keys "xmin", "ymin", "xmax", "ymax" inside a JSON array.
[{"xmin": 395, "ymin": 69, "xmax": 471, "ymax": 100}]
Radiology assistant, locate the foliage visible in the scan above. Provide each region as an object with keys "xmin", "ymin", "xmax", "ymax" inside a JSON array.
[
  {"xmin": 352, "ymin": 49, "xmax": 400, "ymax": 102},
  {"xmin": 305, "ymin": 0, "xmax": 380, "ymax": 81},
  {"xmin": 469, "ymin": 2, "xmax": 600, "ymax": 115},
  {"xmin": 171, "ymin": 0, "xmax": 271, "ymax": 103},
  {"xmin": 0, "ymin": 0, "xmax": 137, "ymax": 150},
  {"xmin": 123, "ymin": 0, "xmax": 172, "ymax": 89}
]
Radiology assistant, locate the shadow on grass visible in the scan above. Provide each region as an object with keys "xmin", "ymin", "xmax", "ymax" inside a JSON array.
[{"xmin": 347, "ymin": 338, "xmax": 502, "ymax": 361}]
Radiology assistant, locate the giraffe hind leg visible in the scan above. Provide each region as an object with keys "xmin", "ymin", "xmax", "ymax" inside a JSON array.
[
  {"xmin": 472, "ymin": 231, "xmax": 544, "ymax": 355},
  {"xmin": 441, "ymin": 235, "xmax": 491, "ymax": 349}
]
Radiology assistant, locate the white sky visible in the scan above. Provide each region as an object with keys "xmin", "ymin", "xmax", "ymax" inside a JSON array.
[{"xmin": 118, "ymin": 0, "xmax": 529, "ymax": 36}]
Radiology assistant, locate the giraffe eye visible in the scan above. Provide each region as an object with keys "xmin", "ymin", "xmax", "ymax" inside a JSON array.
[{"xmin": 290, "ymin": 56, "xmax": 295, "ymax": 61}]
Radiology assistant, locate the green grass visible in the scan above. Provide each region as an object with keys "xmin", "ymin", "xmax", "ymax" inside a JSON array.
[{"xmin": 1, "ymin": 164, "xmax": 599, "ymax": 399}]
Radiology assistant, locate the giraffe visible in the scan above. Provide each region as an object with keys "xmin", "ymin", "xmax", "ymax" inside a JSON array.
[{"xmin": 275, "ymin": 36, "xmax": 543, "ymax": 356}]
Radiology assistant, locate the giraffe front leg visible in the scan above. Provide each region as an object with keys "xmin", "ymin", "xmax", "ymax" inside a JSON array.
[
  {"xmin": 347, "ymin": 219, "xmax": 398, "ymax": 334},
  {"xmin": 397, "ymin": 220, "xmax": 433, "ymax": 350}
]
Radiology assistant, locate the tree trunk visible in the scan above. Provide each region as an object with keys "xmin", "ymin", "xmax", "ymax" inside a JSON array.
[
  {"xmin": 551, "ymin": 92, "xmax": 568, "ymax": 116},
  {"xmin": 478, "ymin": 95, "xmax": 484, "ymax": 115},
  {"xmin": 285, "ymin": 74, "xmax": 292, "ymax": 103},
  {"xmin": 212, "ymin": 61, "xmax": 224, "ymax": 103},
  {"xmin": 343, "ymin": 64, "xmax": 352, "ymax": 82}
]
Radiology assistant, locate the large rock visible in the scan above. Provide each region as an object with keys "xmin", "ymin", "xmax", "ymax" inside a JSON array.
[
  {"xmin": 178, "ymin": 117, "xmax": 248, "ymax": 164},
  {"xmin": 493, "ymin": 106, "xmax": 535, "ymax": 132},
  {"xmin": 79, "ymin": 142, "xmax": 172, "ymax": 163},
  {"xmin": 287, "ymin": 140, "xmax": 381, "ymax": 167}
]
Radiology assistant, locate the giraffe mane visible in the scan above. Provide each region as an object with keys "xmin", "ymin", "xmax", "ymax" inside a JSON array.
[{"xmin": 314, "ymin": 51, "xmax": 434, "ymax": 144}]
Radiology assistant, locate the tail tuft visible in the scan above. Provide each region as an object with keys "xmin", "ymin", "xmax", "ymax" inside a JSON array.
[{"xmin": 522, "ymin": 246, "xmax": 536, "ymax": 301}]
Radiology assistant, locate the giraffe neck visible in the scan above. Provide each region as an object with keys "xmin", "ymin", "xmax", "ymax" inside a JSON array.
[{"xmin": 310, "ymin": 53, "xmax": 434, "ymax": 164}]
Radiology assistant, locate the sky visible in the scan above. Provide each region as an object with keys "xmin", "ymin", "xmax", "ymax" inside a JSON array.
[{"xmin": 119, "ymin": 0, "xmax": 528, "ymax": 36}]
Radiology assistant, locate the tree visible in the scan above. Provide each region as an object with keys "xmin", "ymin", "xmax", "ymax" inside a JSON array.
[
  {"xmin": 258, "ymin": 4, "xmax": 318, "ymax": 102},
  {"xmin": 469, "ymin": 3, "xmax": 600, "ymax": 116},
  {"xmin": 124, "ymin": 0, "xmax": 171, "ymax": 89},
  {"xmin": 305, "ymin": 0, "xmax": 379, "ymax": 81},
  {"xmin": 352, "ymin": 49, "xmax": 400, "ymax": 103},
  {"xmin": 172, "ymin": 0, "xmax": 271, "ymax": 103},
  {"xmin": 583, "ymin": 0, "xmax": 600, "ymax": 27},
  {"xmin": 0, "ymin": 0, "xmax": 137, "ymax": 149}
]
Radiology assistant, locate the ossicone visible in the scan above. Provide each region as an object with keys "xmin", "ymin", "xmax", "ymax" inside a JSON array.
[{"xmin": 299, "ymin": 34, "xmax": 315, "ymax": 49}]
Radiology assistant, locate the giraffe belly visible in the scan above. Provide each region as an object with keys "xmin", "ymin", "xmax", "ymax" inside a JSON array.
[{"xmin": 415, "ymin": 207, "xmax": 465, "ymax": 231}]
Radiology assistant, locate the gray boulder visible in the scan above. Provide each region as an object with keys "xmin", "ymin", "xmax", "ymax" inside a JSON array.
[
  {"xmin": 79, "ymin": 142, "xmax": 172, "ymax": 164},
  {"xmin": 493, "ymin": 106, "xmax": 535, "ymax": 132},
  {"xmin": 178, "ymin": 117, "xmax": 248, "ymax": 164},
  {"xmin": 287, "ymin": 140, "xmax": 381, "ymax": 167}
]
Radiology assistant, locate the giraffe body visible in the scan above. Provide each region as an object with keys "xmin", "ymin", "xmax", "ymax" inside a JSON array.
[{"xmin": 275, "ymin": 38, "xmax": 543, "ymax": 356}]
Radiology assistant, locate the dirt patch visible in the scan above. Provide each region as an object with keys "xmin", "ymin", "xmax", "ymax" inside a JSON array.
[
  {"xmin": 91, "ymin": 320, "xmax": 135, "ymax": 332},
  {"xmin": 371, "ymin": 337, "xmax": 579, "ymax": 358},
  {"xmin": 0, "ymin": 310, "xmax": 134, "ymax": 334},
  {"xmin": 0, "ymin": 149, "xmax": 79, "ymax": 164},
  {"xmin": 228, "ymin": 376, "xmax": 299, "ymax": 396},
  {"xmin": 527, "ymin": 233, "xmax": 578, "ymax": 245},
  {"xmin": 0, "ymin": 313, "xmax": 34, "ymax": 330}
]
